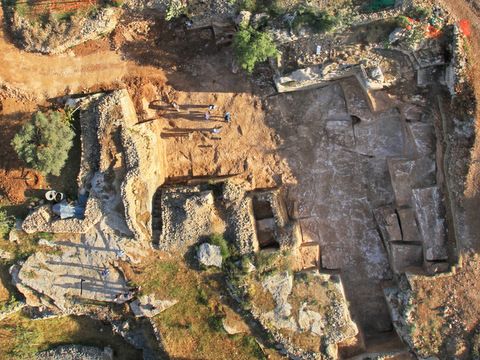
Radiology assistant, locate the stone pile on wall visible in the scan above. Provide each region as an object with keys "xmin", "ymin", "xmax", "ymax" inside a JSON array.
[{"xmin": 157, "ymin": 186, "xmax": 223, "ymax": 251}]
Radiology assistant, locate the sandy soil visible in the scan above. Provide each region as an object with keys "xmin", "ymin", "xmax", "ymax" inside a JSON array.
[{"xmin": 410, "ymin": 253, "xmax": 480, "ymax": 358}]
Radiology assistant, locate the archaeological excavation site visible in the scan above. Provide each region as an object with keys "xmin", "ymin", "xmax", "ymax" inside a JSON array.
[{"xmin": 0, "ymin": 0, "xmax": 480, "ymax": 359}]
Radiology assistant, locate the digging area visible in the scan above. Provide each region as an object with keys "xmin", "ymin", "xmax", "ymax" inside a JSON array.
[{"xmin": 0, "ymin": 1, "xmax": 478, "ymax": 359}]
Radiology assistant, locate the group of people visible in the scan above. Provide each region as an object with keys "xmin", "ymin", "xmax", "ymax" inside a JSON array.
[
  {"xmin": 170, "ymin": 101, "xmax": 231, "ymax": 123},
  {"xmin": 204, "ymin": 104, "xmax": 231, "ymax": 123}
]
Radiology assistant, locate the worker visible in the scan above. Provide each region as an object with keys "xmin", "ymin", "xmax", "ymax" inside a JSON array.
[
  {"xmin": 171, "ymin": 101, "xmax": 180, "ymax": 112},
  {"xmin": 205, "ymin": 112, "xmax": 211, "ymax": 120},
  {"xmin": 224, "ymin": 112, "xmax": 231, "ymax": 123},
  {"xmin": 101, "ymin": 268, "xmax": 110, "ymax": 278},
  {"xmin": 208, "ymin": 104, "xmax": 216, "ymax": 110}
]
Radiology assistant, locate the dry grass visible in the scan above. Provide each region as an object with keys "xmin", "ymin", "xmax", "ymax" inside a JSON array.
[
  {"xmin": 0, "ymin": 313, "xmax": 142, "ymax": 360},
  {"xmin": 125, "ymin": 252, "xmax": 265, "ymax": 360},
  {"xmin": 409, "ymin": 253, "xmax": 480, "ymax": 358}
]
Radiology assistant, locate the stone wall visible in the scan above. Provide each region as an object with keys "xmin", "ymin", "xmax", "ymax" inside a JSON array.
[
  {"xmin": 445, "ymin": 26, "xmax": 468, "ymax": 96},
  {"xmin": 22, "ymin": 90, "xmax": 166, "ymax": 242},
  {"xmin": 117, "ymin": 91, "xmax": 167, "ymax": 242}
]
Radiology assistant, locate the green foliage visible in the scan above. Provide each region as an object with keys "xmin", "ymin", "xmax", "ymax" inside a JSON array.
[
  {"xmin": 0, "ymin": 210, "xmax": 14, "ymax": 240},
  {"xmin": 208, "ymin": 233, "xmax": 231, "ymax": 260},
  {"xmin": 196, "ymin": 287, "xmax": 209, "ymax": 305},
  {"xmin": 233, "ymin": 26, "xmax": 278, "ymax": 73},
  {"xmin": 254, "ymin": 250, "xmax": 292, "ymax": 279},
  {"xmin": 14, "ymin": 2, "xmax": 29, "ymax": 17},
  {"xmin": 365, "ymin": 0, "xmax": 395, "ymax": 12},
  {"xmin": 54, "ymin": 11, "xmax": 75, "ymax": 22},
  {"xmin": 165, "ymin": 0, "xmax": 187, "ymax": 21},
  {"xmin": 6, "ymin": 322, "xmax": 41, "ymax": 359},
  {"xmin": 0, "ymin": 295, "xmax": 20, "ymax": 313},
  {"xmin": 240, "ymin": 0, "xmax": 257, "ymax": 12},
  {"xmin": 407, "ymin": 6, "xmax": 431, "ymax": 20},
  {"xmin": 207, "ymin": 314, "xmax": 225, "ymax": 332},
  {"xmin": 12, "ymin": 111, "xmax": 75, "ymax": 176},
  {"xmin": 292, "ymin": 7, "xmax": 338, "ymax": 33},
  {"xmin": 396, "ymin": 15, "xmax": 411, "ymax": 28},
  {"xmin": 241, "ymin": 335, "xmax": 265, "ymax": 359}
]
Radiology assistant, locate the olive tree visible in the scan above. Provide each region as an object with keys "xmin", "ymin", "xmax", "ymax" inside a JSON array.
[
  {"xmin": 233, "ymin": 26, "xmax": 278, "ymax": 74},
  {"xmin": 11, "ymin": 111, "xmax": 75, "ymax": 176}
]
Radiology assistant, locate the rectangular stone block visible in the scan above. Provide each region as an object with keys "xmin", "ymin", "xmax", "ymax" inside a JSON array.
[
  {"xmin": 397, "ymin": 208, "xmax": 420, "ymax": 242},
  {"xmin": 412, "ymin": 187, "xmax": 448, "ymax": 261},
  {"xmin": 390, "ymin": 243, "xmax": 423, "ymax": 274}
]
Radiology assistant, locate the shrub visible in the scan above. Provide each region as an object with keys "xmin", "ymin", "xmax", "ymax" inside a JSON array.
[
  {"xmin": 207, "ymin": 314, "xmax": 225, "ymax": 332},
  {"xmin": 407, "ymin": 6, "xmax": 431, "ymax": 20},
  {"xmin": 233, "ymin": 26, "xmax": 278, "ymax": 73},
  {"xmin": 240, "ymin": 0, "xmax": 257, "ymax": 12},
  {"xmin": 396, "ymin": 15, "xmax": 411, "ymax": 29},
  {"xmin": 208, "ymin": 234, "xmax": 230, "ymax": 260},
  {"xmin": 165, "ymin": 0, "xmax": 187, "ymax": 21},
  {"xmin": 0, "ymin": 210, "xmax": 14, "ymax": 239},
  {"xmin": 12, "ymin": 111, "xmax": 75, "ymax": 176},
  {"xmin": 292, "ymin": 7, "xmax": 338, "ymax": 33}
]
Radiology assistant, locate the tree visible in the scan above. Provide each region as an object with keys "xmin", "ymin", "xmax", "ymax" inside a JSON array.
[
  {"xmin": 11, "ymin": 111, "xmax": 75, "ymax": 176},
  {"xmin": 0, "ymin": 209, "xmax": 14, "ymax": 239},
  {"xmin": 165, "ymin": 0, "xmax": 187, "ymax": 21},
  {"xmin": 233, "ymin": 26, "xmax": 278, "ymax": 74}
]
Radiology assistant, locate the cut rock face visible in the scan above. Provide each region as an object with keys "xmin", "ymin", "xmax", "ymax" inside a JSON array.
[
  {"xmin": 413, "ymin": 186, "xmax": 448, "ymax": 261},
  {"xmin": 197, "ymin": 243, "xmax": 223, "ymax": 268}
]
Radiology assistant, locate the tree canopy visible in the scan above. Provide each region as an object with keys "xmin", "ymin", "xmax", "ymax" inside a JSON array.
[
  {"xmin": 233, "ymin": 26, "xmax": 278, "ymax": 74},
  {"xmin": 11, "ymin": 111, "xmax": 75, "ymax": 176}
]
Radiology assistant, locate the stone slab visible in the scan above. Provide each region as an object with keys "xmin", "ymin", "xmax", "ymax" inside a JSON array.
[
  {"xmin": 397, "ymin": 208, "xmax": 420, "ymax": 241},
  {"xmin": 374, "ymin": 207, "xmax": 402, "ymax": 242},
  {"xmin": 412, "ymin": 186, "xmax": 448, "ymax": 261},
  {"xmin": 387, "ymin": 156, "xmax": 436, "ymax": 207},
  {"xmin": 389, "ymin": 243, "xmax": 423, "ymax": 274}
]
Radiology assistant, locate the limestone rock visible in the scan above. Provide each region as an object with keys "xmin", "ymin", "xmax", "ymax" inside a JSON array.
[
  {"xmin": 262, "ymin": 271, "xmax": 294, "ymax": 320},
  {"xmin": 197, "ymin": 243, "xmax": 223, "ymax": 268},
  {"xmin": 0, "ymin": 249, "xmax": 13, "ymax": 260},
  {"xmin": 298, "ymin": 303, "xmax": 324, "ymax": 336},
  {"xmin": 235, "ymin": 10, "xmax": 251, "ymax": 28},
  {"xmin": 38, "ymin": 238, "xmax": 56, "ymax": 247},
  {"xmin": 251, "ymin": 13, "xmax": 269, "ymax": 29},
  {"xmin": 222, "ymin": 310, "xmax": 249, "ymax": 335},
  {"xmin": 8, "ymin": 229, "xmax": 19, "ymax": 243},
  {"xmin": 130, "ymin": 294, "xmax": 177, "ymax": 318}
]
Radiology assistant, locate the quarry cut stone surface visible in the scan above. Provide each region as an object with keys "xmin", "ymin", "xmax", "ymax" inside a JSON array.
[
  {"xmin": 375, "ymin": 207, "xmax": 403, "ymax": 242},
  {"xmin": 413, "ymin": 186, "xmax": 448, "ymax": 261},
  {"xmin": 397, "ymin": 208, "xmax": 421, "ymax": 241},
  {"xmin": 197, "ymin": 243, "xmax": 223, "ymax": 268},
  {"xmin": 130, "ymin": 294, "xmax": 177, "ymax": 318},
  {"xmin": 388, "ymin": 157, "xmax": 436, "ymax": 207},
  {"xmin": 390, "ymin": 243, "xmax": 423, "ymax": 273}
]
